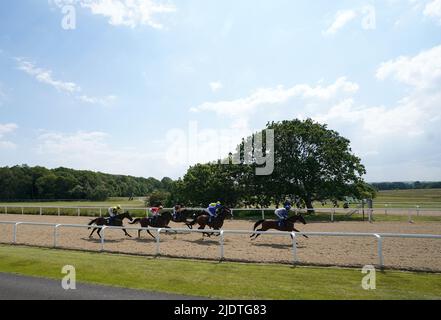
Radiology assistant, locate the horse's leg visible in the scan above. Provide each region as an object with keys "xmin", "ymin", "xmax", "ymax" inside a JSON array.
[
  {"xmin": 138, "ymin": 229, "xmax": 141, "ymax": 238},
  {"xmin": 251, "ymin": 229, "xmax": 264, "ymax": 240},
  {"xmin": 251, "ymin": 224, "xmax": 270, "ymax": 240},
  {"xmin": 97, "ymin": 228, "xmax": 102, "ymax": 239},
  {"xmin": 89, "ymin": 227, "xmax": 96, "ymax": 238},
  {"xmin": 146, "ymin": 230, "xmax": 156, "ymax": 240},
  {"xmin": 122, "ymin": 228, "xmax": 132, "ymax": 238},
  {"xmin": 293, "ymin": 227, "xmax": 309, "ymax": 239},
  {"xmin": 198, "ymin": 224, "xmax": 206, "ymax": 239}
]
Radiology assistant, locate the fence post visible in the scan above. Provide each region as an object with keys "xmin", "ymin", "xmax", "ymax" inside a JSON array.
[
  {"xmin": 5, "ymin": 206, "xmax": 7, "ymax": 214},
  {"xmin": 291, "ymin": 232, "xmax": 298, "ymax": 264},
  {"xmin": 408, "ymin": 209, "xmax": 413, "ymax": 223},
  {"xmin": 58, "ymin": 208, "xmax": 60, "ymax": 217},
  {"xmin": 374, "ymin": 234, "xmax": 384, "ymax": 269},
  {"xmin": 53, "ymin": 224, "xmax": 61, "ymax": 248},
  {"xmin": 331, "ymin": 209, "xmax": 335, "ymax": 222},
  {"xmin": 368, "ymin": 209, "xmax": 373, "ymax": 223},
  {"xmin": 416, "ymin": 206, "xmax": 420, "ymax": 217},
  {"xmin": 261, "ymin": 210, "xmax": 265, "ymax": 220},
  {"xmin": 40, "ymin": 207, "xmax": 42, "ymax": 216},
  {"xmin": 385, "ymin": 204, "xmax": 388, "ymax": 216},
  {"xmin": 101, "ymin": 226, "xmax": 107, "ymax": 252},
  {"xmin": 77, "ymin": 208, "xmax": 80, "ymax": 217},
  {"xmin": 100, "ymin": 208, "xmax": 102, "ymax": 217},
  {"xmin": 156, "ymin": 228, "xmax": 162, "ymax": 256},
  {"xmin": 13, "ymin": 222, "xmax": 22, "ymax": 244},
  {"xmin": 219, "ymin": 230, "xmax": 225, "ymax": 261},
  {"xmin": 21, "ymin": 207, "xmax": 24, "ymax": 215}
]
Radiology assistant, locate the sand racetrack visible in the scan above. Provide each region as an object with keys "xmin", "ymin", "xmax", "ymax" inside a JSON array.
[{"xmin": 1, "ymin": 214, "xmax": 440, "ymax": 272}]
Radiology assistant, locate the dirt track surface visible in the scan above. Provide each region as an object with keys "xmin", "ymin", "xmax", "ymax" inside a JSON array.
[{"xmin": 1, "ymin": 214, "xmax": 440, "ymax": 272}]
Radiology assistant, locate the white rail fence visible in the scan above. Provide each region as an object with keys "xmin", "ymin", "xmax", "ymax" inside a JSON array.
[
  {"xmin": 1, "ymin": 204, "xmax": 440, "ymax": 223},
  {"xmin": 1, "ymin": 220, "xmax": 440, "ymax": 269}
]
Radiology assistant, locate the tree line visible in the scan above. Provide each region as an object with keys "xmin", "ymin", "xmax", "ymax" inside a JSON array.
[{"xmin": 0, "ymin": 165, "xmax": 173, "ymax": 201}]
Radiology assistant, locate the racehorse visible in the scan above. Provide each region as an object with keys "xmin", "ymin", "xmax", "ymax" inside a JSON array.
[
  {"xmin": 186, "ymin": 206, "xmax": 233, "ymax": 238},
  {"xmin": 170, "ymin": 208, "xmax": 193, "ymax": 225},
  {"xmin": 250, "ymin": 214, "xmax": 309, "ymax": 240},
  {"xmin": 88, "ymin": 211, "xmax": 133, "ymax": 239},
  {"xmin": 129, "ymin": 211, "xmax": 174, "ymax": 239}
]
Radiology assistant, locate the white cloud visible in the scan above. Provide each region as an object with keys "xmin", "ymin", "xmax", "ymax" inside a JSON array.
[
  {"xmin": 309, "ymin": 45, "xmax": 441, "ymax": 181},
  {"xmin": 50, "ymin": 0, "xmax": 176, "ymax": 29},
  {"xmin": 0, "ymin": 123, "xmax": 18, "ymax": 149},
  {"xmin": 209, "ymin": 81, "xmax": 223, "ymax": 92},
  {"xmin": 16, "ymin": 58, "xmax": 116, "ymax": 106},
  {"xmin": 78, "ymin": 94, "xmax": 117, "ymax": 106},
  {"xmin": 323, "ymin": 10, "xmax": 358, "ymax": 35},
  {"xmin": 16, "ymin": 58, "xmax": 80, "ymax": 93},
  {"xmin": 424, "ymin": 0, "xmax": 441, "ymax": 24},
  {"xmin": 376, "ymin": 44, "xmax": 441, "ymax": 90},
  {"xmin": 191, "ymin": 77, "xmax": 359, "ymax": 117},
  {"xmin": 36, "ymin": 130, "xmax": 169, "ymax": 177}
]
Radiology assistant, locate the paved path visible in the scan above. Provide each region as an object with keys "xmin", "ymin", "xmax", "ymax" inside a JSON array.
[{"xmin": 0, "ymin": 272, "xmax": 204, "ymax": 300}]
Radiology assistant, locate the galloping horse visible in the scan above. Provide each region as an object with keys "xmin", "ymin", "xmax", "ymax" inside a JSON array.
[
  {"xmin": 250, "ymin": 214, "xmax": 309, "ymax": 240},
  {"xmin": 186, "ymin": 206, "xmax": 233, "ymax": 238},
  {"xmin": 129, "ymin": 211, "xmax": 174, "ymax": 239},
  {"xmin": 88, "ymin": 211, "xmax": 133, "ymax": 239},
  {"xmin": 170, "ymin": 208, "xmax": 193, "ymax": 225}
]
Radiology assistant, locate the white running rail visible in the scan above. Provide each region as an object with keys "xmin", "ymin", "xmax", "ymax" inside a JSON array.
[{"xmin": 1, "ymin": 220, "xmax": 440, "ymax": 269}]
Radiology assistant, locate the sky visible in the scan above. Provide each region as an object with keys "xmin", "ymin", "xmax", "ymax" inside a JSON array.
[{"xmin": 0, "ymin": 0, "xmax": 441, "ymax": 182}]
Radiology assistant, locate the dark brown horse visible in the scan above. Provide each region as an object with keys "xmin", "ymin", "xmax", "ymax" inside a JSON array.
[
  {"xmin": 250, "ymin": 214, "xmax": 309, "ymax": 240},
  {"xmin": 186, "ymin": 206, "xmax": 233, "ymax": 237},
  {"xmin": 88, "ymin": 211, "xmax": 133, "ymax": 239},
  {"xmin": 129, "ymin": 211, "xmax": 174, "ymax": 239},
  {"xmin": 170, "ymin": 207, "xmax": 193, "ymax": 226}
]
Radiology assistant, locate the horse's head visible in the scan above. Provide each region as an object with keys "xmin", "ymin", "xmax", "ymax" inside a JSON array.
[
  {"xmin": 219, "ymin": 206, "xmax": 233, "ymax": 219},
  {"xmin": 123, "ymin": 211, "xmax": 134, "ymax": 222},
  {"xmin": 295, "ymin": 214, "xmax": 307, "ymax": 225}
]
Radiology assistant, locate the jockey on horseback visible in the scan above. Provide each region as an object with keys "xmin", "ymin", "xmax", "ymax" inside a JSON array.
[
  {"xmin": 149, "ymin": 206, "xmax": 163, "ymax": 225},
  {"xmin": 206, "ymin": 201, "xmax": 222, "ymax": 223},
  {"xmin": 172, "ymin": 204, "xmax": 184, "ymax": 220},
  {"xmin": 108, "ymin": 205, "xmax": 122, "ymax": 224},
  {"xmin": 275, "ymin": 200, "xmax": 292, "ymax": 227}
]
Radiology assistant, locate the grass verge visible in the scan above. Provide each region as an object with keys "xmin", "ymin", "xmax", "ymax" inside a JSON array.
[{"xmin": 0, "ymin": 245, "xmax": 440, "ymax": 300}]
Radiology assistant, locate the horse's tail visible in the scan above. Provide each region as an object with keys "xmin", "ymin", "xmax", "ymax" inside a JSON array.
[
  {"xmin": 88, "ymin": 218, "xmax": 98, "ymax": 229},
  {"xmin": 129, "ymin": 218, "xmax": 141, "ymax": 225},
  {"xmin": 186, "ymin": 215, "xmax": 198, "ymax": 228},
  {"xmin": 253, "ymin": 220, "xmax": 264, "ymax": 231}
]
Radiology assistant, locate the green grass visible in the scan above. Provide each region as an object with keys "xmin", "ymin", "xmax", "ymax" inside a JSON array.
[
  {"xmin": 0, "ymin": 245, "xmax": 440, "ymax": 300},
  {"xmin": 375, "ymin": 189, "xmax": 441, "ymax": 208},
  {"xmin": 304, "ymin": 212, "xmax": 441, "ymax": 223}
]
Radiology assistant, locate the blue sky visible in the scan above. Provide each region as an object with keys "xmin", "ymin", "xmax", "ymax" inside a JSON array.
[{"xmin": 1, "ymin": 0, "xmax": 441, "ymax": 181}]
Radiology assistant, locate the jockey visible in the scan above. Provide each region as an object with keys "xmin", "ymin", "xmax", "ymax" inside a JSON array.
[
  {"xmin": 149, "ymin": 206, "xmax": 163, "ymax": 224},
  {"xmin": 108, "ymin": 205, "xmax": 122, "ymax": 224},
  {"xmin": 172, "ymin": 204, "xmax": 184, "ymax": 220},
  {"xmin": 206, "ymin": 201, "xmax": 222, "ymax": 223},
  {"xmin": 275, "ymin": 201, "xmax": 291, "ymax": 227}
]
